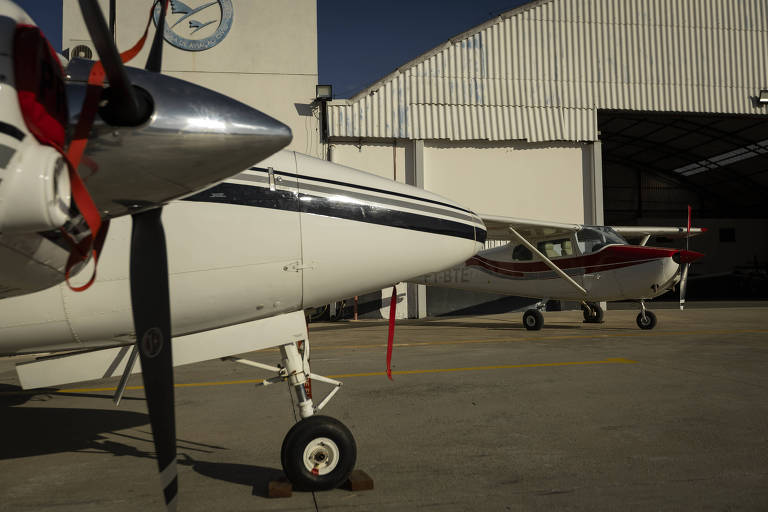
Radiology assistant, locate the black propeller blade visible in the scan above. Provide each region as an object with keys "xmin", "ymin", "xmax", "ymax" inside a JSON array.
[
  {"xmin": 145, "ymin": 0, "xmax": 168, "ymax": 72},
  {"xmin": 126, "ymin": 2, "xmax": 178, "ymax": 508},
  {"xmin": 129, "ymin": 208, "xmax": 177, "ymax": 510},
  {"xmin": 77, "ymin": 0, "xmax": 149, "ymax": 126}
]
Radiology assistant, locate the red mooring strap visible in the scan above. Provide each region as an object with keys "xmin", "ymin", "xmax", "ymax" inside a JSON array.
[
  {"xmin": 62, "ymin": 4, "xmax": 159, "ymax": 291},
  {"xmin": 386, "ymin": 286, "xmax": 397, "ymax": 380}
]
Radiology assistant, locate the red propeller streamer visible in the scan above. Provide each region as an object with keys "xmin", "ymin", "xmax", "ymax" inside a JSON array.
[
  {"xmin": 61, "ymin": 5, "xmax": 157, "ymax": 291},
  {"xmin": 386, "ymin": 285, "xmax": 397, "ymax": 380}
]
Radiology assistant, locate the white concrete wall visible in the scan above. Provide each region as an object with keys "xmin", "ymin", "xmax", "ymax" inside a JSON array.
[
  {"xmin": 328, "ymin": 141, "xmax": 408, "ymax": 183},
  {"xmin": 62, "ymin": 0, "xmax": 321, "ymax": 157},
  {"xmin": 423, "ymin": 140, "xmax": 586, "ymax": 222}
]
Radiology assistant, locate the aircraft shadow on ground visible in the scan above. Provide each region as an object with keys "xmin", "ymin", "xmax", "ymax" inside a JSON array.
[
  {"xmin": 414, "ymin": 321, "xmax": 582, "ymax": 330},
  {"xmin": 310, "ymin": 320, "xmax": 581, "ymax": 332},
  {"xmin": 0, "ymin": 403, "xmax": 151, "ymax": 460},
  {"xmin": 179, "ymin": 454, "xmax": 284, "ymax": 498},
  {"xmin": 0, "ymin": 384, "xmax": 280, "ymax": 491}
]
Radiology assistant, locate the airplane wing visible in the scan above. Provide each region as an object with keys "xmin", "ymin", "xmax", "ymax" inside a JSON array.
[
  {"xmin": 480, "ymin": 214, "xmax": 583, "ymax": 240},
  {"xmin": 611, "ymin": 226, "xmax": 707, "ymax": 239},
  {"xmin": 480, "ymin": 214, "xmax": 587, "ymax": 296}
]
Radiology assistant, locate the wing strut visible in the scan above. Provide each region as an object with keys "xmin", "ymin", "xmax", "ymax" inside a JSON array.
[{"xmin": 507, "ymin": 227, "xmax": 588, "ymax": 297}]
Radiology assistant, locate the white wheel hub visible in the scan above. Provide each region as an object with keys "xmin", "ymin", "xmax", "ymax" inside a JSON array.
[{"xmin": 302, "ymin": 437, "xmax": 340, "ymax": 476}]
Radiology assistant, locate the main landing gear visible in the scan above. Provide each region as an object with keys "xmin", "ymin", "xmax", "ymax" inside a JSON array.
[
  {"xmin": 224, "ymin": 339, "xmax": 356, "ymax": 491},
  {"xmin": 636, "ymin": 300, "xmax": 657, "ymax": 330},
  {"xmin": 522, "ymin": 308, "xmax": 544, "ymax": 330},
  {"xmin": 581, "ymin": 301, "xmax": 604, "ymax": 323}
]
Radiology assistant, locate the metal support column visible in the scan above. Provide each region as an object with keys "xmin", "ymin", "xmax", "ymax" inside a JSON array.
[
  {"xmin": 583, "ymin": 140, "xmax": 604, "ymax": 226},
  {"xmin": 407, "ymin": 139, "xmax": 427, "ymax": 319}
]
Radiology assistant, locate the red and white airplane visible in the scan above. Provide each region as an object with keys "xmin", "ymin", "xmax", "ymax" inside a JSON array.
[
  {"xmin": 0, "ymin": 1, "xmax": 485, "ymax": 509},
  {"xmin": 413, "ymin": 215, "xmax": 704, "ymax": 331}
]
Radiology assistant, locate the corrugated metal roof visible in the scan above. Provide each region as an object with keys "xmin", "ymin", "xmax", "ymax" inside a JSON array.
[{"xmin": 328, "ymin": 0, "xmax": 768, "ymax": 142}]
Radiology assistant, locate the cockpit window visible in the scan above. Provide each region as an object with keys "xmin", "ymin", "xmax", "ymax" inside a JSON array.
[
  {"xmin": 535, "ymin": 238, "xmax": 574, "ymax": 258},
  {"xmin": 512, "ymin": 244, "xmax": 533, "ymax": 261},
  {"xmin": 576, "ymin": 226, "xmax": 627, "ymax": 254}
]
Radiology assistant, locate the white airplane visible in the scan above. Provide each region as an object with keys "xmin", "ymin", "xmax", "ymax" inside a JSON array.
[
  {"xmin": 1, "ymin": 2, "xmax": 486, "ymax": 508},
  {"xmin": 413, "ymin": 215, "xmax": 704, "ymax": 331}
]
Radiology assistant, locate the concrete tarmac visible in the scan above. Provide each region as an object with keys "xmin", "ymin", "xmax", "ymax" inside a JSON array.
[{"xmin": 1, "ymin": 304, "xmax": 767, "ymax": 511}]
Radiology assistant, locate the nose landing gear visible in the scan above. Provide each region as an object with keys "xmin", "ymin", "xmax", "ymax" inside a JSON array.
[
  {"xmin": 225, "ymin": 338, "xmax": 356, "ymax": 492},
  {"xmin": 636, "ymin": 300, "xmax": 657, "ymax": 330}
]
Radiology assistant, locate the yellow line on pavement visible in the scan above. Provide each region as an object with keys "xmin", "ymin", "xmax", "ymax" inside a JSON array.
[
  {"xmin": 5, "ymin": 357, "xmax": 635, "ymax": 395},
  {"xmin": 322, "ymin": 357, "xmax": 636, "ymax": 379},
  {"xmin": 314, "ymin": 328, "xmax": 768, "ymax": 351}
]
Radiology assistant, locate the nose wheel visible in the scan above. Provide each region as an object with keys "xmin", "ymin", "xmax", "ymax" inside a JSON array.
[
  {"xmin": 636, "ymin": 310, "xmax": 657, "ymax": 329},
  {"xmin": 281, "ymin": 415, "xmax": 357, "ymax": 491},
  {"xmin": 635, "ymin": 300, "xmax": 657, "ymax": 330}
]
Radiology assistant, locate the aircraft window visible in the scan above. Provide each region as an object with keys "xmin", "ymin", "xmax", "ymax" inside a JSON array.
[
  {"xmin": 576, "ymin": 226, "xmax": 628, "ymax": 253},
  {"xmin": 536, "ymin": 238, "xmax": 574, "ymax": 258},
  {"xmin": 512, "ymin": 244, "xmax": 533, "ymax": 261}
]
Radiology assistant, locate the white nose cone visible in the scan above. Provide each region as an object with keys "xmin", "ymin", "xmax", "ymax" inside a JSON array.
[{"xmin": 294, "ymin": 153, "xmax": 485, "ymax": 307}]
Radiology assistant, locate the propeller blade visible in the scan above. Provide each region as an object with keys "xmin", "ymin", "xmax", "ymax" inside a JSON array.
[
  {"xmin": 681, "ymin": 206, "xmax": 692, "ymax": 310},
  {"xmin": 146, "ymin": 0, "xmax": 169, "ymax": 72},
  {"xmin": 129, "ymin": 208, "xmax": 177, "ymax": 511},
  {"xmin": 679, "ymin": 262, "xmax": 690, "ymax": 310},
  {"xmin": 77, "ymin": 0, "xmax": 145, "ymax": 125}
]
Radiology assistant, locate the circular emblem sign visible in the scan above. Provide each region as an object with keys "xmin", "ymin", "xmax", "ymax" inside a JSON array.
[
  {"xmin": 140, "ymin": 327, "xmax": 165, "ymax": 358},
  {"xmin": 153, "ymin": 0, "xmax": 234, "ymax": 52}
]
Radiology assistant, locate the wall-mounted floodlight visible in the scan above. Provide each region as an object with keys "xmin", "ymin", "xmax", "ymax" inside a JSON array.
[
  {"xmin": 316, "ymin": 84, "xmax": 333, "ymax": 101},
  {"xmin": 759, "ymin": 89, "xmax": 768, "ymax": 105},
  {"xmin": 316, "ymin": 85, "xmax": 333, "ymax": 144}
]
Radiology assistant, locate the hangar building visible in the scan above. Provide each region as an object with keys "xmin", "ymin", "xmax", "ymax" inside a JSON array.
[
  {"xmin": 324, "ymin": 0, "xmax": 768, "ymax": 317},
  {"xmin": 61, "ymin": 1, "xmax": 768, "ymax": 318}
]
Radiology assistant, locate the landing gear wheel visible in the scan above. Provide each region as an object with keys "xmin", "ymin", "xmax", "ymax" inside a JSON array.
[
  {"xmin": 636, "ymin": 310, "xmax": 657, "ymax": 330},
  {"xmin": 281, "ymin": 415, "xmax": 357, "ymax": 491},
  {"xmin": 522, "ymin": 309, "xmax": 544, "ymax": 330},
  {"xmin": 582, "ymin": 302, "xmax": 604, "ymax": 323}
]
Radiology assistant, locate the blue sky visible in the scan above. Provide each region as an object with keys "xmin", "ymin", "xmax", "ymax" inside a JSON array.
[
  {"xmin": 15, "ymin": 0, "xmax": 528, "ymax": 98},
  {"xmin": 317, "ymin": 0, "xmax": 527, "ymax": 98}
]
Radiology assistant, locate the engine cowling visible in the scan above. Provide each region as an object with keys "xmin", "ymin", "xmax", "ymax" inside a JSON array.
[
  {"xmin": 0, "ymin": 9, "xmax": 72, "ymax": 233},
  {"xmin": 0, "ymin": 143, "xmax": 71, "ymax": 232}
]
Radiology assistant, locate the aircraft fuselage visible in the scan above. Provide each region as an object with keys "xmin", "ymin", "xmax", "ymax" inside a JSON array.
[
  {"xmin": 414, "ymin": 243, "xmax": 683, "ymax": 302},
  {"xmin": 0, "ymin": 150, "xmax": 485, "ymax": 355}
]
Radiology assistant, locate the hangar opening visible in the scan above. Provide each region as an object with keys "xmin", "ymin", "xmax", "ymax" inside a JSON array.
[{"xmin": 600, "ymin": 111, "xmax": 768, "ymax": 299}]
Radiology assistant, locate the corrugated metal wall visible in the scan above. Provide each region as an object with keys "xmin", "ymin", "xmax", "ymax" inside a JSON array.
[{"xmin": 328, "ymin": 0, "xmax": 768, "ymax": 142}]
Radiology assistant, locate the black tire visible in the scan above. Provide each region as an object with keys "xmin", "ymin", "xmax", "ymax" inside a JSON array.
[
  {"xmin": 636, "ymin": 310, "xmax": 657, "ymax": 330},
  {"xmin": 582, "ymin": 302, "xmax": 604, "ymax": 323},
  {"xmin": 281, "ymin": 415, "xmax": 356, "ymax": 491},
  {"xmin": 522, "ymin": 309, "xmax": 544, "ymax": 330}
]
